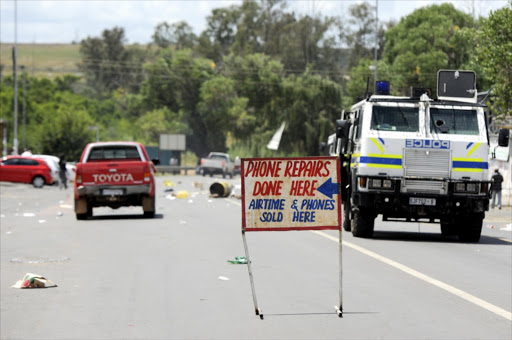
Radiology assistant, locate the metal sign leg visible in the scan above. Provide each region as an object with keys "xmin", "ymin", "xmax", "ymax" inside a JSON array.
[
  {"xmin": 242, "ymin": 231, "xmax": 263, "ymax": 319},
  {"xmin": 335, "ymin": 228, "xmax": 343, "ymax": 317}
]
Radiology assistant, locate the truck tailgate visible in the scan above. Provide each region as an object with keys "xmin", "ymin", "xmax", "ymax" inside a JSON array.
[{"xmin": 80, "ymin": 161, "xmax": 149, "ymax": 186}]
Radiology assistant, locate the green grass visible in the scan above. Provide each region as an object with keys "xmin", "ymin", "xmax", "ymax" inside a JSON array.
[{"xmin": 0, "ymin": 43, "xmax": 82, "ymax": 79}]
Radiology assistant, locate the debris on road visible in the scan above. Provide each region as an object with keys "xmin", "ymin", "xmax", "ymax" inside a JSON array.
[
  {"xmin": 227, "ymin": 256, "xmax": 247, "ymax": 264},
  {"xmin": 209, "ymin": 182, "xmax": 233, "ymax": 198},
  {"xmin": 176, "ymin": 190, "xmax": 189, "ymax": 199},
  {"xmin": 501, "ymin": 224, "xmax": 512, "ymax": 231},
  {"xmin": 164, "ymin": 180, "xmax": 175, "ymax": 187},
  {"xmin": 218, "ymin": 276, "xmax": 230, "ymax": 281},
  {"xmin": 12, "ymin": 273, "xmax": 57, "ymax": 289}
]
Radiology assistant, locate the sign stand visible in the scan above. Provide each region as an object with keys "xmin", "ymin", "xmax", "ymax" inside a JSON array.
[
  {"xmin": 241, "ymin": 157, "xmax": 343, "ymax": 319},
  {"xmin": 335, "ymin": 229, "xmax": 343, "ymax": 317},
  {"xmin": 242, "ymin": 231, "xmax": 263, "ymax": 319}
]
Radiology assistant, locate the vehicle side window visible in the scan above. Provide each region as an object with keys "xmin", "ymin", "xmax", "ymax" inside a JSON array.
[
  {"xmin": 355, "ymin": 109, "xmax": 363, "ymax": 140},
  {"xmin": 19, "ymin": 159, "xmax": 36, "ymax": 166},
  {"xmin": 2, "ymin": 159, "xmax": 19, "ymax": 165}
]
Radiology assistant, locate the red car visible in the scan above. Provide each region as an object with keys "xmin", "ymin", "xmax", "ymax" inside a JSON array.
[{"xmin": 0, "ymin": 156, "xmax": 53, "ymax": 188}]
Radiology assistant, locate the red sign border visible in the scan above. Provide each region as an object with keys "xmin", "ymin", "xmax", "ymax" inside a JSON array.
[{"xmin": 241, "ymin": 156, "xmax": 341, "ymax": 232}]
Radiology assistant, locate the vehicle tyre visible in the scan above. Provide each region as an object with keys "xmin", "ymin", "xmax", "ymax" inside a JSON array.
[
  {"xmin": 229, "ymin": 171, "xmax": 234, "ymax": 179},
  {"xmin": 342, "ymin": 200, "xmax": 351, "ymax": 232},
  {"xmin": 143, "ymin": 197, "xmax": 156, "ymax": 218},
  {"xmin": 75, "ymin": 199, "xmax": 90, "ymax": 220},
  {"xmin": 457, "ymin": 212, "xmax": 484, "ymax": 242},
  {"xmin": 32, "ymin": 176, "xmax": 45, "ymax": 188},
  {"xmin": 440, "ymin": 222, "xmax": 457, "ymax": 236},
  {"xmin": 202, "ymin": 170, "xmax": 207, "ymax": 177},
  {"xmin": 222, "ymin": 170, "xmax": 226, "ymax": 178},
  {"xmin": 351, "ymin": 206, "xmax": 375, "ymax": 238}
]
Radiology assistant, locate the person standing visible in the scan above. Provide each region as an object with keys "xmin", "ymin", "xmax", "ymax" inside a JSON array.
[
  {"xmin": 491, "ymin": 168, "xmax": 504, "ymax": 209},
  {"xmin": 58, "ymin": 156, "xmax": 68, "ymax": 189}
]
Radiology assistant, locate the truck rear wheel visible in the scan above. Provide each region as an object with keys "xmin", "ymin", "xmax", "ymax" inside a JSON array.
[
  {"xmin": 457, "ymin": 213, "xmax": 483, "ymax": 242},
  {"xmin": 351, "ymin": 206, "xmax": 375, "ymax": 238},
  {"xmin": 143, "ymin": 196, "xmax": 156, "ymax": 218},
  {"xmin": 342, "ymin": 200, "xmax": 351, "ymax": 232},
  {"xmin": 440, "ymin": 222, "xmax": 457, "ymax": 236},
  {"xmin": 75, "ymin": 198, "xmax": 92, "ymax": 220}
]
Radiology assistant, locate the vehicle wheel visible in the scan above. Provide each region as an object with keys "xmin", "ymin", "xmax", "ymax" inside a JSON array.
[
  {"xmin": 229, "ymin": 171, "xmax": 234, "ymax": 179},
  {"xmin": 457, "ymin": 213, "xmax": 484, "ymax": 242},
  {"xmin": 76, "ymin": 213, "xmax": 87, "ymax": 220},
  {"xmin": 202, "ymin": 170, "xmax": 207, "ymax": 177},
  {"xmin": 143, "ymin": 197, "xmax": 156, "ymax": 218},
  {"xmin": 342, "ymin": 200, "xmax": 351, "ymax": 232},
  {"xmin": 32, "ymin": 176, "xmax": 45, "ymax": 188},
  {"xmin": 351, "ymin": 206, "xmax": 375, "ymax": 238},
  {"xmin": 440, "ymin": 222, "xmax": 457, "ymax": 236},
  {"xmin": 222, "ymin": 170, "xmax": 226, "ymax": 178}
]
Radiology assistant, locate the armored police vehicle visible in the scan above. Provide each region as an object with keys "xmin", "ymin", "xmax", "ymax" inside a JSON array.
[{"xmin": 336, "ymin": 70, "xmax": 493, "ymax": 242}]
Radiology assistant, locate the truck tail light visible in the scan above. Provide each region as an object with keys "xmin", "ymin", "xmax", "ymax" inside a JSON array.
[
  {"xmin": 222, "ymin": 161, "xmax": 225, "ymax": 166},
  {"xmin": 359, "ymin": 177, "xmax": 367, "ymax": 188},
  {"xmin": 201, "ymin": 159, "xmax": 204, "ymax": 164},
  {"xmin": 76, "ymin": 175, "xmax": 82, "ymax": 184},
  {"xmin": 144, "ymin": 172, "xmax": 151, "ymax": 182}
]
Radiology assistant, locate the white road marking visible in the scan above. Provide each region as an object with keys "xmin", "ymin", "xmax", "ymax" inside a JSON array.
[
  {"xmin": 228, "ymin": 196, "xmax": 511, "ymax": 320},
  {"xmin": 311, "ymin": 230, "xmax": 512, "ymax": 321}
]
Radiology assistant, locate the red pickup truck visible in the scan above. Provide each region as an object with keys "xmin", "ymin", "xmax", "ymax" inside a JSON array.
[{"xmin": 74, "ymin": 142, "xmax": 157, "ymax": 220}]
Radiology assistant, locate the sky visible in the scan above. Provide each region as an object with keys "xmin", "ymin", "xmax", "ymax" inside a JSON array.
[{"xmin": 0, "ymin": 0, "xmax": 509, "ymax": 44}]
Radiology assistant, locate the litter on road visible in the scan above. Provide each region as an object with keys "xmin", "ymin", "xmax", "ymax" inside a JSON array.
[
  {"xmin": 227, "ymin": 256, "xmax": 248, "ymax": 264},
  {"xmin": 12, "ymin": 273, "xmax": 58, "ymax": 289}
]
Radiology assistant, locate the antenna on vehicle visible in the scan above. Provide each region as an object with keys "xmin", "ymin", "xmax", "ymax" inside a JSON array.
[{"xmin": 365, "ymin": 76, "xmax": 370, "ymax": 99}]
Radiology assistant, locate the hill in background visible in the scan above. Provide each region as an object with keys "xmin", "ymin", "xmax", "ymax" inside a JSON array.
[{"xmin": 0, "ymin": 43, "xmax": 82, "ymax": 79}]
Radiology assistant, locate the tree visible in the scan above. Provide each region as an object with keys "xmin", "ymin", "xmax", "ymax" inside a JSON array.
[
  {"xmin": 34, "ymin": 92, "xmax": 95, "ymax": 160},
  {"xmin": 79, "ymin": 27, "xmax": 147, "ymax": 95},
  {"xmin": 152, "ymin": 21, "xmax": 197, "ymax": 49},
  {"xmin": 383, "ymin": 4, "xmax": 476, "ymax": 94},
  {"xmin": 196, "ymin": 5, "xmax": 242, "ymax": 63},
  {"xmin": 473, "ymin": 4, "xmax": 512, "ymax": 118}
]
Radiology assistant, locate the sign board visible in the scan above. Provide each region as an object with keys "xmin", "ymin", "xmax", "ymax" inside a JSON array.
[
  {"xmin": 160, "ymin": 134, "xmax": 186, "ymax": 151},
  {"xmin": 437, "ymin": 70, "xmax": 477, "ymax": 103},
  {"xmin": 242, "ymin": 157, "xmax": 341, "ymax": 232}
]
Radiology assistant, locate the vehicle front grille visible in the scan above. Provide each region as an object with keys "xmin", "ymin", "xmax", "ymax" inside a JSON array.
[{"xmin": 403, "ymin": 149, "xmax": 450, "ymax": 194}]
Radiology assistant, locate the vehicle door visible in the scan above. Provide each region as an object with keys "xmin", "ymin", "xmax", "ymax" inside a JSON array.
[{"xmin": 0, "ymin": 158, "xmax": 21, "ymax": 182}]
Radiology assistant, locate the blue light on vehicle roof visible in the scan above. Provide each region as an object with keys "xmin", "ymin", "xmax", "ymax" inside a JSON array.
[{"xmin": 376, "ymin": 81, "xmax": 390, "ymax": 95}]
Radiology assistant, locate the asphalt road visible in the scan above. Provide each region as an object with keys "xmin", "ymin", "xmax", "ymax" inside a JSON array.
[{"xmin": 1, "ymin": 175, "xmax": 511, "ymax": 339}]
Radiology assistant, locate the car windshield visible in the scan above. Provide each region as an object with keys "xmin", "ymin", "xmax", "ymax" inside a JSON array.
[
  {"xmin": 370, "ymin": 105, "xmax": 419, "ymax": 132},
  {"xmin": 430, "ymin": 108, "xmax": 479, "ymax": 135}
]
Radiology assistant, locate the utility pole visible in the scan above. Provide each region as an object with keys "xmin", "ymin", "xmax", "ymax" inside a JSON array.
[
  {"xmin": 12, "ymin": 0, "xmax": 19, "ymax": 155},
  {"xmin": 374, "ymin": 0, "xmax": 378, "ymax": 85},
  {"xmin": 21, "ymin": 65, "xmax": 27, "ymax": 150},
  {"xmin": 0, "ymin": 120, "xmax": 7, "ymax": 157}
]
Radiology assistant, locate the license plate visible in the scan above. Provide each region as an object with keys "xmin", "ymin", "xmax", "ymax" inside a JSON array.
[
  {"xmin": 409, "ymin": 197, "xmax": 436, "ymax": 206},
  {"xmin": 102, "ymin": 189, "xmax": 123, "ymax": 196}
]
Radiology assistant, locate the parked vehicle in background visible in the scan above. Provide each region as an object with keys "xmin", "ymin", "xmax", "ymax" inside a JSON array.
[
  {"xmin": 234, "ymin": 156, "xmax": 241, "ymax": 176},
  {"xmin": 74, "ymin": 142, "xmax": 157, "ymax": 220},
  {"xmin": 199, "ymin": 152, "xmax": 235, "ymax": 178},
  {"xmin": 32, "ymin": 154, "xmax": 76, "ymax": 181},
  {"xmin": 0, "ymin": 156, "xmax": 53, "ymax": 188}
]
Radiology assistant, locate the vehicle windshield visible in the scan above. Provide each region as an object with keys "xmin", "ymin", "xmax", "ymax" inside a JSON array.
[
  {"xmin": 430, "ymin": 108, "xmax": 479, "ymax": 135},
  {"xmin": 370, "ymin": 105, "xmax": 419, "ymax": 132}
]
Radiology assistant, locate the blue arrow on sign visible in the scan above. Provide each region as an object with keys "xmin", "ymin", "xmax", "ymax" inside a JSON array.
[{"xmin": 316, "ymin": 178, "xmax": 340, "ymax": 198}]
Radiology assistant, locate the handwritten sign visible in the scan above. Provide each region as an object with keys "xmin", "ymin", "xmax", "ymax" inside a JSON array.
[{"xmin": 242, "ymin": 157, "xmax": 341, "ymax": 232}]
